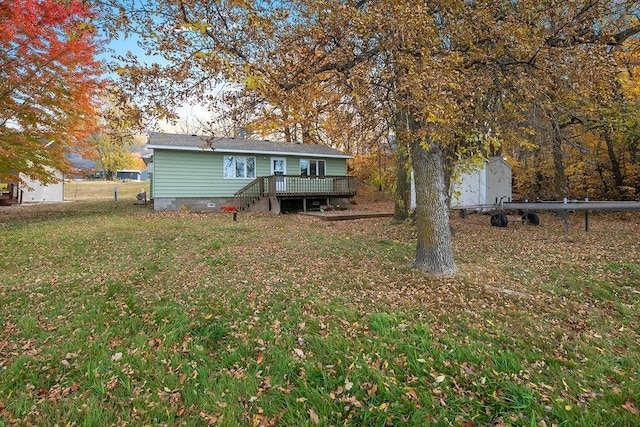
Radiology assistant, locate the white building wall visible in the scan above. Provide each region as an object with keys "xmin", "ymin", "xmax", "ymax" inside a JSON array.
[
  {"xmin": 411, "ymin": 157, "xmax": 512, "ymax": 210},
  {"xmin": 450, "ymin": 165, "xmax": 483, "ymax": 208},
  {"xmin": 485, "ymin": 157, "xmax": 512, "ymax": 205},
  {"xmin": 19, "ymin": 169, "xmax": 64, "ymax": 203}
]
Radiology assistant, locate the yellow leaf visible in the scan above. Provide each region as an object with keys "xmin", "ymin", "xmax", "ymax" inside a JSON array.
[
  {"xmin": 565, "ymin": 404, "xmax": 573, "ymax": 411},
  {"xmin": 379, "ymin": 402, "xmax": 388, "ymax": 410}
]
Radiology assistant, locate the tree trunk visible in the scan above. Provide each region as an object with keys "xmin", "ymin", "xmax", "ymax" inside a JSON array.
[
  {"xmin": 411, "ymin": 138, "xmax": 457, "ymax": 277},
  {"xmin": 552, "ymin": 128, "xmax": 566, "ymax": 199},
  {"xmin": 394, "ymin": 143, "xmax": 411, "ymax": 220},
  {"xmin": 603, "ymin": 128, "xmax": 625, "ymax": 192},
  {"xmin": 629, "ymin": 137, "xmax": 638, "ymax": 165},
  {"xmin": 393, "ymin": 108, "xmax": 412, "ymax": 220}
]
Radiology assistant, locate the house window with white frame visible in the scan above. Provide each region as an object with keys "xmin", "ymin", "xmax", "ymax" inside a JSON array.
[
  {"xmin": 223, "ymin": 156, "xmax": 256, "ymax": 179},
  {"xmin": 300, "ymin": 159, "xmax": 326, "ymax": 176}
]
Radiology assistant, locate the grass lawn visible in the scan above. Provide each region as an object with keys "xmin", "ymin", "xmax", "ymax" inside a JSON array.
[
  {"xmin": 63, "ymin": 180, "xmax": 150, "ymax": 202},
  {"xmin": 0, "ymin": 194, "xmax": 638, "ymax": 426}
]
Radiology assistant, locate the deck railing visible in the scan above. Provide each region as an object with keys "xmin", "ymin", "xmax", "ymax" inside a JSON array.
[
  {"xmin": 234, "ymin": 176, "xmax": 269, "ymax": 210},
  {"xmin": 235, "ymin": 175, "xmax": 357, "ymax": 210}
]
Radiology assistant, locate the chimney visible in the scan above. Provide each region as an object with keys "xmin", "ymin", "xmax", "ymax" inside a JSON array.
[{"xmin": 239, "ymin": 126, "xmax": 245, "ymax": 139}]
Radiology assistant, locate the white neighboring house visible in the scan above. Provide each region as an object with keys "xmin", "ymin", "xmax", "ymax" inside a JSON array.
[
  {"xmin": 19, "ymin": 168, "xmax": 65, "ymax": 203},
  {"xmin": 411, "ymin": 157, "xmax": 512, "ymax": 210}
]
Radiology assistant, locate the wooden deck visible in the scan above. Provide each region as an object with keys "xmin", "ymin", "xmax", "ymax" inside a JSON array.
[
  {"xmin": 235, "ymin": 175, "xmax": 357, "ymax": 210},
  {"xmin": 299, "ymin": 211, "xmax": 394, "ymax": 221}
]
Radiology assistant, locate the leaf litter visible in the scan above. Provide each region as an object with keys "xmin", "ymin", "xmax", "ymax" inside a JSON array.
[{"xmin": 0, "ymin": 201, "xmax": 638, "ymax": 425}]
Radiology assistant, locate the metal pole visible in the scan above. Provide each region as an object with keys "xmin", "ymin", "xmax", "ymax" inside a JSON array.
[
  {"xmin": 563, "ymin": 195, "xmax": 569, "ymax": 237},
  {"xmin": 114, "ymin": 185, "xmax": 118, "ymax": 202},
  {"xmin": 584, "ymin": 194, "xmax": 589, "ymax": 232}
]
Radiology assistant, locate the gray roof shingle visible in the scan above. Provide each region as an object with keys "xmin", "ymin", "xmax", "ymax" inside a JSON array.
[{"xmin": 147, "ymin": 132, "xmax": 350, "ymax": 158}]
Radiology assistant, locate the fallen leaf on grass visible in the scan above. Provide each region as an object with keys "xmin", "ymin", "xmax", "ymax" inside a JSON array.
[
  {"xmin": 148, "ymin": 338, "xmax": 162, "ymax": 348},
  {"xmin": 345, "ymin": 378, "xmax": 353, "ymax": 391},
  {"xmin": 309, "ymin": 408, "xmax": 320, "ymax": 425},
  {"xmin": 622, "ymin": 399, "xmax": 638, "ymax": 415},
  {"xmin": 111, "ymin": 352, "xmax": 123, "ymax": 362},
  {"xmin": 199, "ymin": 411, "xmax": 221, "ymax": 425}
]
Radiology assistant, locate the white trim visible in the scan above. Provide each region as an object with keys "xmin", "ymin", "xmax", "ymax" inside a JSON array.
[
  {"xmin": 271, "ymin": 157, "xmax": 287, "ymax": 192},
  {"xmin": 223, "ymin": 155, "xmax": 257, "ymax": 179},
  {"xmin": 271, "ymin": 157, "xmax": 287, "ymax": 175},
  {"xmin": 146, "ymin": 144, "xmax": 351, "ymax": 159},
  {"xmin": 300, "ymin": 158, "xmax": 326, "ymax": 176}
]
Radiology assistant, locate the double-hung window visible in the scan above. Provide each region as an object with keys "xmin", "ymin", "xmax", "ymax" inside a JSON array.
[
  {"xmin": 223, "ymin": 156, "xmax": 256, "ymax": 179},
  {"xmin": 300, "ymin": 159, "xmax": 326, "ymax": 177}
]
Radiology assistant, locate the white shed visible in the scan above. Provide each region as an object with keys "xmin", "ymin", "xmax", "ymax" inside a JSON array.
[
  {"xmin": 450, "ymin": 157, "xmax": 512, "ymax": 209},
  {"xmin": 411, "ymin": 157, "xmax": 512, "ymax": 210},
  {"xmin": 19, "ymin": 169, "xmax": 65, "ymax": 203}
]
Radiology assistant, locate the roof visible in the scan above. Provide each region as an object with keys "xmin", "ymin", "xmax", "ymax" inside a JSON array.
[
  {"xmin": 487, "ymin": 156, "xmax": 512, "ymax": 169},
  {"xmin": 147, "ymin": 132, "xmax": 351, "ymax": 159}
]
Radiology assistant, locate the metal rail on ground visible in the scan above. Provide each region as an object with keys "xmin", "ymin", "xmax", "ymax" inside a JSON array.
[{"xmin": 455, "ymin": 199, "xmax": 640, "ymax": 236}]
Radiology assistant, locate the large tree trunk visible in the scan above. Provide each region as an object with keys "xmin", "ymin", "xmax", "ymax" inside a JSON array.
[{"xmin": 411, "ymin": 139, "xmax": 457, "ymax": 277}]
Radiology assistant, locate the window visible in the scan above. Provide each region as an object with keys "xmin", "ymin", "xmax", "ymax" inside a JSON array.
[
  {"xmin": 224, "ymin": 156, "xmax": 256, "ymax": 179},
  {"xmin": 300, "ymin": 159, "xmax": 326, "ymax": 176}
]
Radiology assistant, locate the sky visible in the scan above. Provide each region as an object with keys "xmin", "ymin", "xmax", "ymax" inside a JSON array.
[{"xmin": 100, "ymin": 34, "xmax": 212, "ymax": 133}]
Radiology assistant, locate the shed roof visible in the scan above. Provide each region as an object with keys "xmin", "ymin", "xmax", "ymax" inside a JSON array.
[
  {"xmin": 486, "ymin": 156, "xmax": 512, "ymax": 170},
  {"xmin": 147, "ymin": 132, "xmax": 351, "ymax": 159}
]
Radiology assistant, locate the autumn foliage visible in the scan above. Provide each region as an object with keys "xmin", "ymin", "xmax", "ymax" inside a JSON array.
[{"xmin": 0, "ymin": 0, "xmax": 103, "ymax": 184}]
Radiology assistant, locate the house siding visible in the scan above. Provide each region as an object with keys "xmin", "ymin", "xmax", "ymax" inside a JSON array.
[
  {"xmin": 297, "ymin": 157, "xmax": 347, "ymax": 175},
  {"xmin": 153, "ymin": 149, "xmax": 348, "ymax": 199}
]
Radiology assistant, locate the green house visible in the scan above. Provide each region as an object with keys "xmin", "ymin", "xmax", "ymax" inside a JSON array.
[{"xmin": 147, "ymin": 132, "xmax": 356, "ymax": 212}]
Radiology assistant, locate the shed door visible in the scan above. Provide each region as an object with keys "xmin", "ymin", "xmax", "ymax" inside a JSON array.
[{"xmin": 271, "ymin": 157, "xmax": 286, "ymax": 192}]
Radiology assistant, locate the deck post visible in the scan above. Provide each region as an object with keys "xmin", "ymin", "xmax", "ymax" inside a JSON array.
[{"xmin": 303, "ymin": 198, "xmax": 307, "ymax": 212}]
